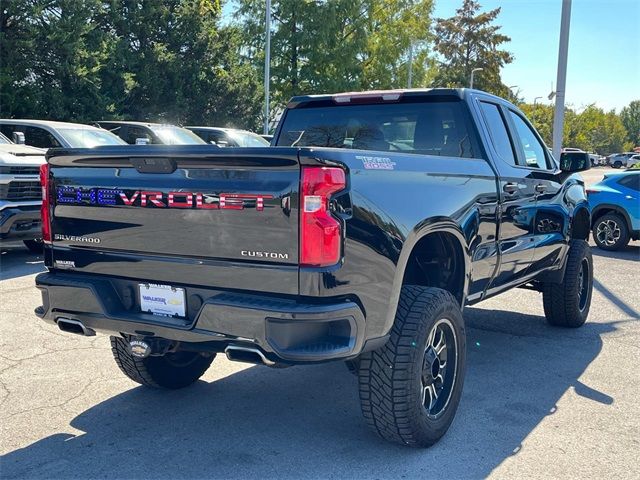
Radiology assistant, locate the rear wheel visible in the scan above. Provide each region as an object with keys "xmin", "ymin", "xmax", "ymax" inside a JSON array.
[
  {"xmin": 542, "ymin": 239, "xmax": 593, "ymax": 327},
  {"xmin": 110, "ymin": 336, "xmax": 214, "ymax": 389},
  {"xmin": 592, "ymin": 213, "xmax": 629, "ymax": 251},
  {"xmin": 613, "ymin": 161, "xmax": 623, "ymax": 168},
  {"xmin": 358, "ymin": 286, "xmax": 466, "ymax": 447}
]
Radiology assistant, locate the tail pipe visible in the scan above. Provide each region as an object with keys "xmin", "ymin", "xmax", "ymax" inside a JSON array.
[
  {"xmin": 225, "ymin": 345, "xmax": 275, "ymax": 366},
  {"xmin": 56, "ymin": 318, "xmax": 96, "ymax": 337}
]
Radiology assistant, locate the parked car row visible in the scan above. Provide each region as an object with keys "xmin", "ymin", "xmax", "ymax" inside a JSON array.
[
  {"xmin": 0, "ymin": 119, "xmax": 271, "ymax": 149},
  {"xmin": 561, "ymin": 148, "xmax": 606, "ymax": 166},
  {"xmin": 608, "ymin": 152, "xmax": 640, "ymax": 169}
]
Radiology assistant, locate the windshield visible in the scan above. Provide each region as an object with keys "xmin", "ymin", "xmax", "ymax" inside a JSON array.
[
  {"xmin": 276, "ymin": 100, "xmax": 478, "ymax": 158},
  {"xmin": 0, "ymin": 133, "xmax": 11, "ymax": 144},
  {"xmin": 58, "ymin": 128, "xmax": 126, "ymax": 147},
  {"xmin": 228, "ymin": 131, "xmax": 270, "ymax": 147},
  {"xmin": 152, "ymin": 126, "xmax": 206, "ymax": 145}
]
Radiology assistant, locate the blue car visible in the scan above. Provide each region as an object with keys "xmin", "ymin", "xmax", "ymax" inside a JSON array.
[{"xmin": 588, "ymin": 170, "xmax": 640, "ymax": 250}]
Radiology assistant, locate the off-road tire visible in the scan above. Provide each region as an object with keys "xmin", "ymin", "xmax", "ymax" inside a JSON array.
[
  {"xmin": 592, "ymin": 213, "xmax": 630, "ymax": 251},
  {"xmin": 542, "ymin": 239, "xmax": 593, "ymax": 327},
  {"xmin": 110, "ymin": 336, "xmax": 214, "ymax": 389},
  {"xmin": 358, "ymin": 286, "xmax": 466, "ymax": 447}
]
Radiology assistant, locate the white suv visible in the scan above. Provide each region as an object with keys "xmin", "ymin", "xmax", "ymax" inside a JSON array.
[{"xmin": 0, "ymin": 133, "xmax": 46, "ymax": 251}]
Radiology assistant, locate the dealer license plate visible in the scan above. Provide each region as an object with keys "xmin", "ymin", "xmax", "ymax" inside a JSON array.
[{"xmin": 139, "ymin": 283, "xmax": 186, "ymax": 318}]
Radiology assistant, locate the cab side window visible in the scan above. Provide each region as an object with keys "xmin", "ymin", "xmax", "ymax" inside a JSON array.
[
  {"xmin": 126, "ymin": 126, "xmax": 152, "ymax": 144},
  {"xmin": 0, "ymin": 124, "xmax": 16, "ymax": 139},
  {"xmin": 25, "ymin": 126, "xmax": 61, "ymax": 148},
  {"xmin": 507, "ymin": 111, "xmax": 551, "ymax": 170},
  {"xmin": 479, "ymin": 102, "xmax": 517, "ymax": 166}
]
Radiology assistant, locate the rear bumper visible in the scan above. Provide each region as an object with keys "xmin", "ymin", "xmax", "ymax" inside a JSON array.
[
  {"xmin": 0, "ymin": 205, "xmax": 41, "ymax": 245},
  {"xmin": 35, "ymin": 271, "xmax": 374, "ymax": 364}
]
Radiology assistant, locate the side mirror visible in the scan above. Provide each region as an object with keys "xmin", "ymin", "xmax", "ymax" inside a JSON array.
[
  {"xmin": 135, "ymin": 137, "xmax": 150, "ymax": 145},
  {"xmin": 560, "ymin": 152, "xmax": 591, "ymax": 173},
  {"xmin": 12, "ymin": 132, "xmax": 26, "ymax": 144}
]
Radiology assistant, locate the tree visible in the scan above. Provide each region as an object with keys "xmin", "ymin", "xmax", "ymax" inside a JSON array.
[
  {"xmin": 0, "ymin": 0, "xmax": 112, "ymax": 121},
  {"xmin": 432, "ymin": 0, "xmax": 513, "ymax": 98},
  {"xmin": 99, "ymin": 0, "xmax": 263, "ymax": 128},
  {"xmin": 520, "ymin": 102, "xmax": 631, "ymax": 155},
  {"xmin": 519, "ymin": 103, "xmax": 554, "ymax": 145},
  {"xmin": 620, "ymin": 100, "xmax": 640, "ymax": 147},
  {"xmin": 235, "ymin": 0, "xmax": 435, "ymax": 112},
  {"xmin": 0, "ymin": 0, "xmax": 264, "ymax": 129}
]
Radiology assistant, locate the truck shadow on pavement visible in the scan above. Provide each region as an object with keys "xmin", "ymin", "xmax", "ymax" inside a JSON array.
[
  {"xmin": 0, "ymin": 249, "xmax": 46, "ymax": 281},
  {"xmin": 2, "ymin": 309, "xmax": 620, "ymax": 479},
  {"xmin": 590, "ymin": 243, "xmax": 640, "ymax": 262}
]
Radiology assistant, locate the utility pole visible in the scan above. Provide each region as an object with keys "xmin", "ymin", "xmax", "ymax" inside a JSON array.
[
  {"xmin": 469, "ymin": 68, "xmax": 483, "ymax": 89},
  {"xmin": 552, "ymin": 0, "xmax": 572, "ymax": 160},
  {"xmin": 407, "ymin": 42, "xmax": 414, "ymax": 88},
  {"xmin": 263, "ymin": 0, "xmax": 271, "ymax": 135}
]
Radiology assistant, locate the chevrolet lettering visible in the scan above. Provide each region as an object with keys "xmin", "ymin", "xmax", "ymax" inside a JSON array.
[{"xmin": 56, "ymin": 186, "xmax": 273, "ymax": 210}]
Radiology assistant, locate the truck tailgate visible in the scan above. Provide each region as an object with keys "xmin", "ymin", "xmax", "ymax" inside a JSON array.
[{"xmin": 47, "ymin": 146, "xmax": 300, "ymax": 294}]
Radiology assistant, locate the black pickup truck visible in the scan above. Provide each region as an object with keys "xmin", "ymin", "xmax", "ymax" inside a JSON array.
[{"xmin": 35, "ymin": 88, "xmax": 593, "ymax": 447}]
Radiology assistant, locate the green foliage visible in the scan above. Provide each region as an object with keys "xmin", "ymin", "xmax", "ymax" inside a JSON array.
[
  {"xmin": 0, "ymin": 0, "xmax": 112, "ymax": 121},
  {"xmin": 432, "ymin": 0, "xmax": 513, "ymax": 98},
  {"xmin": 236, "ymin": 0, "xmax": 435, "ymax": 108},
  {"xmin": 620, "ymin": 100, "xmax": 640, "ymax": 147},
  {"xmin": 520, "ymin": 103, "xmax": 631, "ymax": 155},
  {"xmin": 0, "ymin": 0, "xmax": 263, "ymax": 129}
]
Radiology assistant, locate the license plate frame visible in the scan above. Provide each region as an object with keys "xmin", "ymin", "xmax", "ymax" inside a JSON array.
[{"xmin": 139, "ymin": 283, "xmax": 186, "ymax": 318}]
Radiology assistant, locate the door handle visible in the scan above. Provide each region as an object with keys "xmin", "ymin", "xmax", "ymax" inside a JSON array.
[
  {"xmin": 535, "ymin": 184, "xmax": 547, "ymax": 193},
  {"xmin": 503, "ymin": 182, "xmax": 519, "ymax": 194}
]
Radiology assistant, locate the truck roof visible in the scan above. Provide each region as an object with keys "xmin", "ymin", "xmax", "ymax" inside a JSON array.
[{"xmin": 286, "ymin": 88, "xmax": 501, "ymax": 108}]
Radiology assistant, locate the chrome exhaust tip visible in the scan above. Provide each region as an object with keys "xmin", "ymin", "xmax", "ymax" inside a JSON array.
[
  {"xmin": 56, "ymin": 318, "xmax": 96, "ymax": 337},
  {"xmin": 225, "ymin": 345, "xmax": 275, "ymax": 366}
]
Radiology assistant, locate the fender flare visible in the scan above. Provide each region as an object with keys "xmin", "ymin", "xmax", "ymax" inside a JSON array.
[
  {"xmin": 570, "ymin": 202, "xmax": 591, "ymax": 239},
  {"xmin": 381, "ymin": 218, "xmax": 471, "ymax": 336}
]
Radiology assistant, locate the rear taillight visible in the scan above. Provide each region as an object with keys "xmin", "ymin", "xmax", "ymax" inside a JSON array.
[
  {"xmin": 300, "ymin": 166, "xmax": 346, "ymax": 267},
  {"xmin": 40, "ymin": 163, "xmax": 51, "ymax": 243}
]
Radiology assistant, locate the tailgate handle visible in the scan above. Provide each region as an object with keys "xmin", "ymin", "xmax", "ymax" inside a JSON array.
[{"xmin": 130, "ymin": 157, "xmax": 176, "ymax": 174}]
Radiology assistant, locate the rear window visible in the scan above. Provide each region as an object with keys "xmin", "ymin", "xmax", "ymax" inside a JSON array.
[{"xmin": 276, "ymin": 100, "xmax": 479, "ymax": 158}]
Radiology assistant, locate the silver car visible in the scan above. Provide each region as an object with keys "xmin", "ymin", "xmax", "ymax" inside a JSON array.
[{"xmin": 0, "ymin": 119, "xmax": 126, "ymax": 149}]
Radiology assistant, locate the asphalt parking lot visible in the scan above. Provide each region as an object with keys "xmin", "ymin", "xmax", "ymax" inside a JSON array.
[{"xmin": 1, "ymin": 167, "xmax": 638, "ymax": 479}]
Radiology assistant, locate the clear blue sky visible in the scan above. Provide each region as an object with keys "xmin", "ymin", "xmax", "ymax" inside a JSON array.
[
  {"xmin": 433, "ymin": 0, "xmax": 640, "ymax": 112},
  {"xmin": 223, "ymin": 0, "xmax": 640, "ymax": 112}
]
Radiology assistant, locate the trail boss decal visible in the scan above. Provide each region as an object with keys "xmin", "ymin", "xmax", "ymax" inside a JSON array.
[{"xmin": 56, "ymin": 186, "xmax": 273, "ymax": 211}]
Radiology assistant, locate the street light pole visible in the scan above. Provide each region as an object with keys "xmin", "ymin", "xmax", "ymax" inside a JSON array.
[
  {"xmin": 552, "ymin": 0, "xmax": 572, "ymax": 160},
  {"xmin": 534, "ymin": 96, "xmax": 542, "ymax": 105},
  {"xmin": 469, "ymin": 68, "xmax": 483, "ymax": 89},
  {"xmin": 407, "ymin": 42, "xmax": 414, "ymax": 88},
  {"xmin": 263, "ymin": 0, "xmax": 271, "ymax": 135}
]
